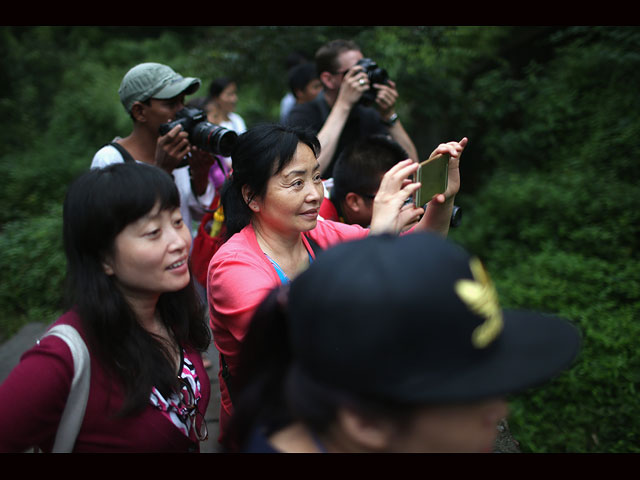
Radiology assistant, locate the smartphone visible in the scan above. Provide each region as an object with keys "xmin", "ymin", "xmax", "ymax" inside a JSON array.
[{"xmin": 414, "ymin": 153, "xmax": 449, "ymax": 208}]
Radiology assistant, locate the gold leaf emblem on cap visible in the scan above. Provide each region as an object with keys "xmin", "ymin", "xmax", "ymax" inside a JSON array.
[{"xmin": 454, "ymin": 257, "xmax": 503, "ymax": 348}]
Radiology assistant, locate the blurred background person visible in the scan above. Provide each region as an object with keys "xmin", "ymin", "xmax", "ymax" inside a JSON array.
[
  {"xmin": 287, "ymin": 39, "xmax": 418, "ymax": 178},
  {"xmin": 205, "ymin": 77, "xmax": 247, "ymax": 138},
  {"xmin": 279, "ymin": 51, "xmax": 309, "ymax": 124},
  {"xmin": 319, "ymin": 134, "xmax": 409, "ymax": 226},
  {"xmin": 320, "ymin": 134, "xmax": 464, "ymax": 232},
  {"xmin": 204, "ymin": 76, "xmax": 247, "ymax": 188},
  {"xmin": 281, "ymin": 62, "xmax": 322, "ymax": 125}
]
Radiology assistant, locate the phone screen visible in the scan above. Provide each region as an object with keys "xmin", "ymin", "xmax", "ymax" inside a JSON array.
[{"xmin": 414, "ymin": 153, "xmax": 449, "ymax": 208}]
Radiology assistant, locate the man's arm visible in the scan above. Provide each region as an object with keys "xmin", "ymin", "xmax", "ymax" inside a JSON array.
[
  {"xmin": 315, "ymin": 67, "xmax": 371, "ymax": 175},
  {"xmin": 315, "ymin": 101, "xmax": 351, "ymax": 175},
  {"xmin": 375, "ymin": 80, "xmax": 418, "ymax": 162}
]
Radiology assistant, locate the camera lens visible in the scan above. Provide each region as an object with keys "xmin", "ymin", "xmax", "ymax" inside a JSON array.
[
  {"xmin": 159, "ymin": 108, "xmax": 238, "ymax": 157},
  {"xmin": 191, "ymin": 122, "xmax": 238, "ymax": 157}
]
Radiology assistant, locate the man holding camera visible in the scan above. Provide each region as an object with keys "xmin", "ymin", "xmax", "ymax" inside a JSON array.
[
  {"xmin": 91, "ymin": 62, "xmax": 217, "ymax": 235},
  {"xmin": 286, "ymin": 39, "xmax": 418, "ymax": 178}
]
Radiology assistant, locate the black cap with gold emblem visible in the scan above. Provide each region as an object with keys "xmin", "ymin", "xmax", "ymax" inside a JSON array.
[{"xmin": 288, "ymin": 232, "xmax": 581, "ymax": 404}]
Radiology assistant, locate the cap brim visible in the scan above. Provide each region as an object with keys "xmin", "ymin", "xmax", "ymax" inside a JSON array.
[
  {"xmin": 153, "ymin": 77, "xmax": 201, "ymax": 99},
  {"xmin": 392, "ymin": 311, "xmax": 581, "ymax": 404}
]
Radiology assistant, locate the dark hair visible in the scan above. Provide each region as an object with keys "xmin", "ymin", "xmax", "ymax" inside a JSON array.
[
  {"xmin": 208, "ymin": 77, "xmax": 234, "ymax": 99},
  {"xmin": 288, "ymin": 62, "xmax": 318, "ymax": 98},
  {"xmin": 332, "ymin": 135, "xmax": 408, "ymax": 215},
  {"xmin": 227, "ymin": 285, "xmax": 417, "ymax": 450},
  {"xmin": 285, "ymin": 51, "xmax": 308, "ymax": 70},
  {"xmin": 315, "ymin": 39, "xmax": 360, "ymax": 75},
  {"xmin": 186, "ymin": 96, "xmax": 207, "ymax": 110},
  {"xmin": 63, "ymin": 162, "xmax": 211, "ymax": 416},
  {"xmin": 221, "ymin": 123, "xmax": 321, "ymax": 238}
]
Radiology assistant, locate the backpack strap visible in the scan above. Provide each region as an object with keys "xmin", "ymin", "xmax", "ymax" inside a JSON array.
[
  {"xmin": 105, "ymin": 142, "xmax": 136, "ymax": 163},
  {"xmin": 40, "ymin": 325, "xmax": 91, "ymax": 453}
]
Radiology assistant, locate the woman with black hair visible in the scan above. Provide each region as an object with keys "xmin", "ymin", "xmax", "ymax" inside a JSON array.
[
  {"xmin": 207, "ymin": 123, "xmax": 466, "ymax": 448},
  {"xmin": 0, "ymin": 162, "xmax": 211, "ymax": 452},
  {"xmin": 205, "ymin": 77, "xmax": 247, "ymax": 136},
  {"xmin": 202, "ymin": 77, "xmax": 247, "ymax": 207}
]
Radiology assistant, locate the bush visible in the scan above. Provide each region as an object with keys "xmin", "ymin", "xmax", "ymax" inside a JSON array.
[
  {"xmin": 450, "ymin": 167, "xmax": 640, "ymax": 452},
  {"xmin": 0, "ymin": 204, "xmax": 65, "ymax": 341},
  {"xmin": 448, "ymin": 27, "xmax": 640, "ymax": 452},
  {"xmin": 496, "ymin": 250, "xmax": 640, "ymax": 452}
]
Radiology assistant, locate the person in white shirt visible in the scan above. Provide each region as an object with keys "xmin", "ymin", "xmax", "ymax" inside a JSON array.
[
  {"xmin": 91, "ymin": 62, "xmax": 217, "ymax": 236},
  {"xmin": 204, "ymin": 77, "xmax": 247, "ymax": 136}
]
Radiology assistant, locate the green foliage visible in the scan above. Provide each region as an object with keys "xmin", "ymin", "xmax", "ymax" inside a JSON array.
[
  {"xmin": 450, "ymin": 161, "xmax": 640, "ymax": 452},
  {"xmin": 0, "ymin": 26, "xmax": 638, "ymax": 452},
  {"xmin": 0, "ymin": 204, "xmax": 65, "ymax": 342},
  {"xmin": 185, "ymin": 26, "xmax": 370, "ymax": 125},
  {"xmin": 448, "ymin": 26, "xmax": 640, "ymax": 453},
  {"xmin": 496, "ymin": 250, "xmax": 640, "ymax": 452}
]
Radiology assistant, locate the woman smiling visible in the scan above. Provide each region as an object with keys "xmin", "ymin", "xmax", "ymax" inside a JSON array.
[
  {"xmin": 0, "ymin": 163, "xmax": 211, "ymax": 452},
  {"xmin": 207, "ymin": 123, "xmax": 466, "ymax": 448}
]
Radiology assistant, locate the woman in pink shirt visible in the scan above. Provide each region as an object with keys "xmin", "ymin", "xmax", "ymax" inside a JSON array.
[
  {"xmin": 0, "ymin": 163, "xmax": 211, "ymax": 452},
  {"xmin": 207, "ymin": 123, "xmax": 467, "ymax": 449}
]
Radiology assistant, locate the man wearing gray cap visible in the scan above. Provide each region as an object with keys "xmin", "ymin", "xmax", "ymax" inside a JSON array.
[{"xmin": 91, "ymin": 62, "xmax": 216, "ymax": 236}]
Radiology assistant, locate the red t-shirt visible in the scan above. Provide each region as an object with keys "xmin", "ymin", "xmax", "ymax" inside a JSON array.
[{"xmin": 318, "ymin": 196, "xmax": 340, "ymax": 222}]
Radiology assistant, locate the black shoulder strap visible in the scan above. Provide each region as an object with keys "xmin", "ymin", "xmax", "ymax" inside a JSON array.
[
  {"xmin": 106, "ymin": 142, "xmax": 135, "ymax": 163},
  {"xmin": 305, "ymin": 234, "xmax": 323, "ymax": 257}
]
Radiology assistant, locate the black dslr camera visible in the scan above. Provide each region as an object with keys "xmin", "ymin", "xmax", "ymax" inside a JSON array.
[
  {"xmin": 355, "ymin": 58, "xmax": 390, "ymax": 106},
  {"xmin": 159, "ymin": 107, "xmax": 238, "ymax": 158}
]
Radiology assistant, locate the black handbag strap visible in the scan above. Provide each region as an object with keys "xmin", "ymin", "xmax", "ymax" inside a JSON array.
[
  {"xmin": 220, "ymin": 353, "xmax": 234, "ymax": 402},
  {"xmin": 305, "ymin": 233, "xmax": 323, "ymax": 258}
]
